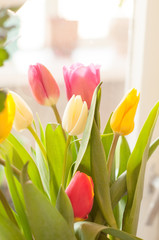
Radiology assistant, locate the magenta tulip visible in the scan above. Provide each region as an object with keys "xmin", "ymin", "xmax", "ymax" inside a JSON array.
[
  {"xmin": 28, "ymin": 63, "xmax": 60, "ymax": 106},
  {"xmin": 65, "ymin": 171, "xmax": 94, "ymax": 219},
  {"xmin": 63, "ymin": 63, "xmax": 100, "ymax": 109}
]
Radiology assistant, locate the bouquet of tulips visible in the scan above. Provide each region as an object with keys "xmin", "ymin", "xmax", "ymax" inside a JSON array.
[{"xmin": 0, "ymin": 63, "xmax": 158, "ymax": 240}]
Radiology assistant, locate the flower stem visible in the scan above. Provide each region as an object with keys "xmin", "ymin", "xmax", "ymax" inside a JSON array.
[
  {"xmin": 107, "ymin": 133, "xmax": 119, "ymax": 179},
  {"xmin": 27, "ymin": 125, "xmax": 47, "ymax": 160},
  {"xmin": 52, "ymin": 104, "xmax": 62, "ymax": 125},
  {"xmin": 61, "ymin": 135, "xmax": 72, "ymax": 188},
  {"xmin": 0, "ymin": 158, "xmax": 20, "ymax": 177},
  {"xmin": 52, "ymin": 104, "xmax": 66, "ymax": 140}
]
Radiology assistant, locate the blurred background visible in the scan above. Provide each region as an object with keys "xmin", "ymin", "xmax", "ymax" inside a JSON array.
[{"xmin": 1, "ymin": 0, "xmax": 159, "ymax": 239}]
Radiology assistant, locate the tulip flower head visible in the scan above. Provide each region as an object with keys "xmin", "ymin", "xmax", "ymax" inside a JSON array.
[
  {"xmin": 0, "ymin": 91, "xmax": 15, "ymax": 143},
  {"xmin": 65, "ymin": 171, "xmax": 94, "ymax": 219},
  {"xmin": 62, "ymin": 95, "xmax": 88, "ymax": 136},
  {"xmin": 28, "ymin": 63, "xmax": 60, "ymax": 106},
  {"xmin": 10, "ymin": 91, "xmax": 33, "ymax": 131},
  {"xmin": 63, "ymin": 63, "xmax": 100, "ymax": 109},
  {"xmin": 110, "ymin": 88, "xmax": 140, "ymax": 135}
]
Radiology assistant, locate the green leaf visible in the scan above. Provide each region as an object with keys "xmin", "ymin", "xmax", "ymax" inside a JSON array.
[
  {"xmin": 0, "ymin": 90, "xmax": 7, "ymax": 112},
  {"xmin": 36, "ymin": 113, "xmax": 45, "ymax": 146},
  {"xmin": 94, "ymin": 88, "xmax": 101, "ymax": 129},
  {"xmin": 21, "ymin": 164, "xmax": 77, "ymax": 240},
  {"xmin": 0, "ymin": 214, "xmax": 25, "ymax": 240},
  {"xmin": 78, "ymin": 143, "xmax": 91, "ymax": 176},
  {"xmin": 7, "ymin": 133, "xmax": 44, "ymax": 193},
  {"xmin": 101, "ymin": 113, "xmax": 113, "ymax": 161},
  {"xmin": 35, "ymin": 141, "xmax": 49, "ymax": 197},
  {"xmin": 45, "ymin": 124, "xmax": 67, "ymax": 203},
  {"xmin": 90, "ymin": 119, "xmax": 117, "ymax": 228},
  {"xmin": 110, "ymin": 171, "xmax": 127, "ymax": 209},
  {"xmin": 74, "ymin": 221, "xmax": 142, "ymax": 240},
  {"xmin": 0, "ymin": 188, "xmax": 18, "ymax": 227},
  {"xmin": 117, "ymin": 136, "xmax": 131, "ymax": 177},
  {"xmin": 123, "ymin": 102, "xmax": 159, "ymax": 234},
  {"xmin": 5, "ymin": 158, "xmax": 33, "ymax": 240},
  {"xmin": 148, "ymin": 137, "xmax": 159, "ymax": 158},
  {"xmin": 73, "ymin": 82, "xmax": 102, "ymax": 174},
  {"xmin": 56, "ymin": 186, "xmax": 74, "ymax": 230}
]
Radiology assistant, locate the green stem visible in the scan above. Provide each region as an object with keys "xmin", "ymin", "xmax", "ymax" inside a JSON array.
[
  {"xmin": 0, "ymin": 188, "xmax": 18, "ymax": 226},
  {"xmin": 52, "ymin": 104, "xmax": 66, "ymax": 140},
  {"xmin": 52, "ymin": 104, "xmax": 62, "ymax": 125},
  {"xmin": 0, "ymin": 158, "xmax": 20, "ymax": 177},
  {"xmin": 107, "ymin": 133, "xmax": 119, "ymax": 179},
  {"xmin": 61, "ymin": 135, "xmax": 72, "ymax": 188},
  {"xmin": 27, "ymin": 125, "xmax": 47, "ymax": 160}
]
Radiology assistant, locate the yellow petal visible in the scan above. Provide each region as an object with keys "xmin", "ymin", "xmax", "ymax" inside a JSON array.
[
  {"xmin": 0, "ymin": 93, "xmax": 15, "ymax": 143},
  {"xmin": 110, "ymin": 89, "xmax": 140, "ymax": 135}
]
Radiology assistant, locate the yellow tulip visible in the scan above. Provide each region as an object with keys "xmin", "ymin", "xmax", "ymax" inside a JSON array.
[
  {"xmin": 62, "ymin": 95, "xmax": 88, "ymax": 136},
  {"xmin": 110, "ymin": 88, "xmax": 140, "ymax": 135},
  {"xmin": 10, "ymin": 91, "xmax": 33, "ymax": 131},
  {"xmin": 0, "ymin": 91, "xmax": 15, "ymax": 143}
]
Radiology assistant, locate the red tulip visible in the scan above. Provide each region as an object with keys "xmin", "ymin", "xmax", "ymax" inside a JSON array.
[
  {"xmin": 28, "ymin": 63, "xmax": 60, "ymax": 106},
  {"xmin": 65, "ymin": 171, "xmax": 94, "ymax": 219},
  {"xmin": 63, "ymin": 63, "xmax": 100, "ymax": 109}
]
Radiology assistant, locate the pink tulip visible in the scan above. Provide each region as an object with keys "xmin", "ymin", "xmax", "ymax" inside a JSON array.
[
  {"xmin": 65, "ymin": 171, "xmax": 94, "ymax": 219},
  {"xmin": 63, "ymin": 63, "xmax": 100, "ymax": 109},
  {"xmin": 28, "ymin": 63, "xmax": 60, "ymax": 106}
]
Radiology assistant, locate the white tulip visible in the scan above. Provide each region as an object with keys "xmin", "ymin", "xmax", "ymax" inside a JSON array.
[
  {"xmin": 10, "ymin": 91, "xmax": 33, "ymax": 131},
  {"xmin": 62, "ymin": 95, "xmax": 88, "ymax": 136}
]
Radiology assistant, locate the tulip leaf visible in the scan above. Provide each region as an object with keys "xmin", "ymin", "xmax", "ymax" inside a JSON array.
[
  {"xmin": 73, "ymin": 82, "xmax": 102, "ymax": 174},
  {"xmin": 101, "ymin": 113, "xmax": 113, "ymax": 161},
  {"xmin": 0, "ymin": 90, "xmax": 7, "ymax": 112},
  {"xmin": 35, "ymin": 143, "xmax": 50, "ymax": 197},
  {"xmin": 123, "ymin": 102, "xmax": 159, "ymax": 234},
  {"xmin": 5, "ymin": 158, "xmax": 33, "ymax": 240},
  {"xmin": 148, "ymin": 137, "xmax": 159, "ymax": 158},
  {"xmin": 74, "ymin": 221, "xmax": 142, "ymax": 240},
  {"xmin": 7, "ymin": 133, "xmax": 44, "ymax": 193},
  {"xmin": 0, "ymin": 214, "xmax": 25, "ymax": 240},
  {"xmin": 116, "ymin": 136, "xmax": 131, "ymax": 177},
  {"xmin": 90, "ymin": 119, "xmax": 117, "ymax": 228},
  {"xmin": 56, "ymin": 185, "xmax": 74, "ymax": 230},
  {"xmin": 0, "ymin": 188, "xmax": 18, "ymax": 227},
  {"xmin": 45, "ymin": 124, "xmax": 67, "ymax": 203},
  {"xmin": 21, "ymin": 164, "xmax": 77, "ymax": 240},
  {"xmin": 110, "ymin": 171, "xmax": 127, "ymax": 209}
]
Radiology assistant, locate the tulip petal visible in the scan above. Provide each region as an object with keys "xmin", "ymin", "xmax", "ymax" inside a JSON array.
[
  {"xmin": 63, "ymin": 66, "xmax": 73, "ymax": 100},
  {"xmin": 62, "ymin": 95, "xmax": 76, "ymax": 133},
  {"xmin": 29, "ymin": 63, "xmax": 60, "ymax": 106},
  {"xmin": 119, "ymin": 95, "xmax": 140, "ymax": 135},
  {"xmin": 28, "ymin": 65, "xmax": 48, "ymax": 105},
  {"xmin": 10, "ymin": 91, "xmax": 33, "ymax": 131},
  {"xmin": 37, "ymin": 63, "xmax": 60, "ymax": 106},
  {"xmin": 70, "ymin": 101, "xmax": 88, "ymax": 136},
  {"xmin": 65, "ymin": 172, "xmax": 94, "ymax": 219},
  {"xmin": 0, "ymin": 93, "xmax": 15, "ymax": 143},
  {"xmin": 110, "ymin": 88, "xmax": 140, "ymax": 135},
  {"xmin": 63, "ymin": 63, "xmax": 100, "ymax": 109}
]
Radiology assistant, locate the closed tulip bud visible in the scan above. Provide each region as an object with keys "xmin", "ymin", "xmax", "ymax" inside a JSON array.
[
  {"xmin": 28, "ymin": 63, "xmax": 60, "ymax": 106},
  {"xmin": 110, "ymin": 88, "xmax": 140, "ymax": 135},
  {"xmin": 62, "ymin": 95, "xmax": 88, "ymax": 136},
  {"xmin": 0, "ymin": 91, "xmax": 15, "ymax": 143},
  {"xmin": 10, "ymin": 91, "xmax": 33, "ymax": 131},
  {"xmin": 65, "ymin": 171, "xmax": 94, "ymax": 219},
  {"xmin": 63, "ymin": 63, "xmax": 100, "ymax": 109}
]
